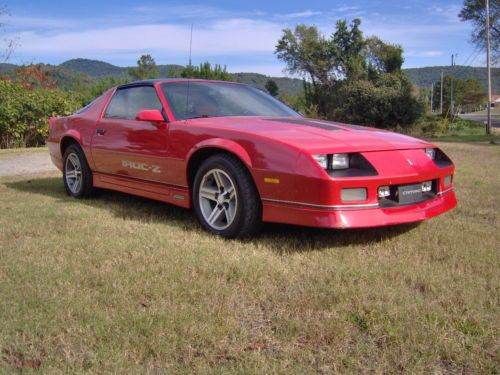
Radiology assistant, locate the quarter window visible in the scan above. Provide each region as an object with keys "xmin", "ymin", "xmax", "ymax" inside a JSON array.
[{"xmin": 104, "ymin": 86, "xmax": 163, "ymax": 120}]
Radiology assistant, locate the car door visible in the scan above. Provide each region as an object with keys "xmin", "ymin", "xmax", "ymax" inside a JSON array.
[{"xmin": 91, "ymin": 85, "xmax": 170, "ymax": 184}]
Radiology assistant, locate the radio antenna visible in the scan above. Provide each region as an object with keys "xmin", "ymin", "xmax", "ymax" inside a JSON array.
[
  {"xmin": 185, "ymin": 23, "xmax": 193, "ymax": 120},
  {"xmin": 189, "ymin": 23, "xmax": 193, "ymax": 66}
]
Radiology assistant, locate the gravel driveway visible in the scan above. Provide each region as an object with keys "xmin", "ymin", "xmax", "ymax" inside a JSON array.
[{"xmin": 0, "ymin": 152, "xmax": 58, "ymax": 177}]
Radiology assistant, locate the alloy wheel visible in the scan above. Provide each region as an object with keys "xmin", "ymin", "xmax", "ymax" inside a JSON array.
[
  {"xmin": 65, "ymin": 152, "xmax": 83, "ymax": 194},
  {"xmin": 198, "ymin": 168, "xmax": 238, "ymax": 230}
]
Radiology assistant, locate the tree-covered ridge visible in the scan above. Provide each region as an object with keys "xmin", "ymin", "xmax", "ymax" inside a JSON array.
[
  {"xmin": 2, "ymin": 59, "xmax": 497, "ymax": 96},
  {"xmin": 404, "ymin": 65, "xmax": 500, "ymax": 93}
]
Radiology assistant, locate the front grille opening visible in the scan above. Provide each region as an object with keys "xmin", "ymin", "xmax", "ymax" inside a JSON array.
[{"xmin": 379, "ymin": 180, "xmax": 438, "ymax": 208}]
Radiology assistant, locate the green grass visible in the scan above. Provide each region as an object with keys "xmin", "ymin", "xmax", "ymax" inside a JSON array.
[
  {"xmin": 0, "ymin": 146, "xmax": 48, "ymax": 160},
  {"xmin": 429, "ymin": 133, "xmax": 500, "ymax": 143},
  {"xmin": 0, "ymin": 143, "xmax": 499, "ymax": 374}
]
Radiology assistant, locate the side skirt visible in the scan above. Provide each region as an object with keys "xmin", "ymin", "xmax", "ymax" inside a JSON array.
[{"xmin": 93, "ymin": 172, "xmax": 191, "ymax": 209}]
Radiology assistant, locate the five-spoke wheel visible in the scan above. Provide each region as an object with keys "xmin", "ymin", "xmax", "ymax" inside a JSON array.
[
  {"xmin": 198, "ymin": 169, "xmax": 238, "ymax": 230},
  {"xmin": 64, "ymin": 152, "xmax": 83, "ymax": 195},
  {"xmin": 193, "ymin": 154, "xmax": 262, "ymax": 238},
  {"xmin": 63, "ymin": 144, "xmax": 93, "ymax": 198}
]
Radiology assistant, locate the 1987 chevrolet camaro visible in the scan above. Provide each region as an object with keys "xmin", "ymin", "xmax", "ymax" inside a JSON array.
[{"xmin": 48, "ymin": 79, "xmax": 457, "ymax": 238}]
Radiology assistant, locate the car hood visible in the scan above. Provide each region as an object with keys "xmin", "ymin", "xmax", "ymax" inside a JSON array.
[{"xmin": 189, "ymin": 116, "xmax": 431, "ymax": 153}]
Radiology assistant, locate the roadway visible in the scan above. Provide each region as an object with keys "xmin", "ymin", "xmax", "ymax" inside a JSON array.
[{"xmin": 459, "ymin": 112, "xmax": 500, "ymax": 128}]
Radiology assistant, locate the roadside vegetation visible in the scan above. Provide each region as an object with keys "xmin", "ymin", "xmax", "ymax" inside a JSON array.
[
  {"xmin": 0, "ymin": 8, "xmax": 495, "ymax": 149},
  {"xmin": 0, "ymin": 142, "xmax": 498, "ymax": 373}
]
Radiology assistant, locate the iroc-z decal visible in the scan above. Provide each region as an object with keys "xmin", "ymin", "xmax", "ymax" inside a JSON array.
[{"xmin": 122, "ymin": 160, "xmax": 161, "ymax": 173}]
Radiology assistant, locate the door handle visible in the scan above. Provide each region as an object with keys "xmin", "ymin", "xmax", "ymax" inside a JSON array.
[{"xmin": 96, "ymin": 128, "xmax": 106, "ymax": 136}]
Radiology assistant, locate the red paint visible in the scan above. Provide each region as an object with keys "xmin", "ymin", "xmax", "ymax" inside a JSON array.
[{"xmin": 47, "ymin": 79, "xmax": 457, "ymax": 229}]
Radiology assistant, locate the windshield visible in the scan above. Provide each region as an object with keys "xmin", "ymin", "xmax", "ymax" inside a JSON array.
[{"xmin": 161, "ymin": 81, "xmax": 300, "ymax": 120}]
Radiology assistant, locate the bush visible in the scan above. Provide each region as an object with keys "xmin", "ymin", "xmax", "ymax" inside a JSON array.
[
  {"xmin": 330, "ymin": 74, "xmax": 424, "ymax": 128},
  {"xmin": 0, "ymin": 79, "xmax": 81, "ymax": 148}
]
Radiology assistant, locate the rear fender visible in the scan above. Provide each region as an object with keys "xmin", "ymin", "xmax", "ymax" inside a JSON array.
[{"xmin": 60, "ymin": 131, "xmax": 95, "ymax": 169}]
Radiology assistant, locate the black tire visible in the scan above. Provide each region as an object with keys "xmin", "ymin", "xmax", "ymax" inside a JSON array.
[
  {"xmin": 193, "ymin": 154, "xmax": 262, "ymax": 238},
  {"xmin": 62, "ymin": 144, "xmax": 94, "ymax": 198}
]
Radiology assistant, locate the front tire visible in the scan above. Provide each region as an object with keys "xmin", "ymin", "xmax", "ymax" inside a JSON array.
[
  {"xmin": 63, "ymin": 144, "xmax": 93, "ymax": 198},
  {"xmin": 193, "ymin": 154, "xmax": 261, "ymax": 238}
]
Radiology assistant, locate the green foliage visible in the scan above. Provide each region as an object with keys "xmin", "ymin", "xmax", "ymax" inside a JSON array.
[
  {"xmin": 128, "ymin": 54, "xmax": 159, "ymax": 80},
  {"xmin": 75, "ymin": 76, "xmax": 129, "ymax": 106},
  {"xmin": 276, "ymin": 20, "xmax": 423, "ymax": 128},
  {"xmin": 0, "ymin": 79, "xmax": 80, "ymax": 148},
  {"xmin": 332, "ymin": 73, "xmax": 424, "ymax": 128},
  {"xmin": 366, "ymin": 37, "xmax": 404, "ymax": 75},
  {"xmin": 404, "ymin": 66, "xmax": 500, "ymax": 93},
  {"xmin": 61, "ymin": 58, "xmax": 129, "ymax": 78},
  {"xmin": 265, "ymin": 79, "xmax": 279, "ymax": 96},
  {"xmin": 432, "ymin": 76, "xmax": 486, "ymax": 114},
  {"xmin": 181, "ymin": 62, "xmax": 231, "ymax": 80},
  {"xmin": 459, "ymin": 0, "xmax": 499, "ymax": 64},
  {"xmin": 231, "ymin": 72, "xmax": 304, "ymax": 96}
]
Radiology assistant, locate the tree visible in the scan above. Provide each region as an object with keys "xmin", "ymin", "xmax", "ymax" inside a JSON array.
[
  {"xmin": 265, "ymin": 79, "xmax": 279, "ymax": 96},
  {"xmin": 128, "ymin": 54, "xmax": 159, "ymax": 80},
  {"xmin": 181, "ymin": 62, "xmax": 231, "ymax": 80},
  {"xmin": 366, "ymin": 37, "xmax": 404, "ymax": 75},
  {"xmin": 433, "ymin": 76, "xmax": 486, "ymax": 114},
  {"xmin": 275, "ymin": 20, "xmax": 423, "ymax": 128},
  {"xmin": 0, "ymin": 6, "xmax": 17, "ymax": 63},
  {"xmin": 0, "ymin": 79, "xmax": 80, "ymax": 148},
  {"xmin": 459, "ymin": 0, "xmax": 499, "ymax": 64},
  {"xmin": 13, "ymin": 65, "xmax": 57, "ymax": 90}
]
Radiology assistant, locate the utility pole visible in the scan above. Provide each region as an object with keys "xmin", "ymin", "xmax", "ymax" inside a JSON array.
[
  {"xmin": 430, "ymin": 83, "xmax": 434, "ymax": 112},
  {"xmin": 450, "ymin": 54, "xmax": 457, "ymax": 116},
  {"xmin": 440, "ymin": 70, "xmax": 444, "ymax": 115},
  {"xmin": 485, "ymin": 0, "xmax": 492, "ymax": 134}
]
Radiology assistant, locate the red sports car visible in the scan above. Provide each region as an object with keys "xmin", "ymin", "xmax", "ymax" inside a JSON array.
[{"xmin": 48, "ymin": 79, "xmax": 457, "ymax": 238}]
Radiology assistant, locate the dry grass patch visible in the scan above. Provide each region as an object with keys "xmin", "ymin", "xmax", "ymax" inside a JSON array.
[{"xmin": 0, "ymin": 143, "xmax": 499, "ymax": 374}]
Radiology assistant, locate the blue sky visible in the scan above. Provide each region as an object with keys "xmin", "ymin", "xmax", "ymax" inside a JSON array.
[{"xmin": 2, "ymin": 0, "xmax": 483, "ymax": 76}]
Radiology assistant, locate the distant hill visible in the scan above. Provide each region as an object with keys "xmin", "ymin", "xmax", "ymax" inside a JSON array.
[
  {"xmin": 3, "ymin": 58, "xmax": 498, "ymax": 96},
  {"xmin": 0, "ymin": 63, "xmax": 17, "ymax": 73},
  {"xmin": 0, "ymin": 62, "xmax": 93, "ymax": 91},
  {"xmin": 60, "ymin": 58, "xmax": 185, "ymax": 80},
  {"xmin": 0, "ymin": 58, "xmax": 302, "ymax": 96},
  {"xmin": 60, "ymin": 58, "xmax": 128, "ymax": 78},
  {"xmin": 231, "ymin": 72, "xmax": 304, "ymax": 96},
  {"xmin": 403, "ymin": 66, "xmax": 500, "ymax": 93},
  {"xmin": 58, "ymin": 58, "xmax": 303, "ymax": 95}
]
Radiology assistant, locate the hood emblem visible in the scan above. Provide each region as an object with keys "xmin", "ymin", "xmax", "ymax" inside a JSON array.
[{"xmin": 406, "ymin": 158, "xmax": 414, "ymax": 166}]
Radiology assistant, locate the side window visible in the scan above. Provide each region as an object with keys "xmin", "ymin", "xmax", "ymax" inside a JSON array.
[{"xmin": 104, "ymin": 86, "xmax": 163, "ymax": 120}]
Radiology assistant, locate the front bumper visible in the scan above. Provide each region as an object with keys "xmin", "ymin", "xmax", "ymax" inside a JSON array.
[{"xmin": 262, "ymin": 188, "xmax": 457, "ymax": 228}]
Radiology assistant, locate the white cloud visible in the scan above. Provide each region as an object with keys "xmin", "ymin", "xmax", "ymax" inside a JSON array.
[
  {"xmin": 406, "ymin": 50, "xmax": 444, "ymax": 57},
  {"xmin": 280, "ymin": 10, "xmax": 322, "ymax": 19},
  {"xmin": 6, "ymin": 16, "xmax": 79, "ymax": 29},
  {"xmin": 337, "ymin": 6, "xmax": 360, "ymax": 12},
  {"xmin": 10, "ymin": 18, "xmax": 282, "ymax": 58}
]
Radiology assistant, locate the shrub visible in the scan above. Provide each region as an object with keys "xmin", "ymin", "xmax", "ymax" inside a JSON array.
[
  {"xmin": 0, "ymin": 79, "xmax": 80, "ymax": 148},
  {"xmin": 330, "ymin": 74, "xmax": 424, "ymax": 128}
]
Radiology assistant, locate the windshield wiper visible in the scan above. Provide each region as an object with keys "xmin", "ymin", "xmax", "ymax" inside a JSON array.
[{"xmin": 185, "ymin": 114, "xmax": 211, "ymax": 120}]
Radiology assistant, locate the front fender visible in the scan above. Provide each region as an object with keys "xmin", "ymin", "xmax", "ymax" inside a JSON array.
[{"xmin": 187, "ymin": 138, "xmax": 253, "ymax": 168}]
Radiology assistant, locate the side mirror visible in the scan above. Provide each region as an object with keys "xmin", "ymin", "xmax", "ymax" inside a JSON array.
[{"xmin": 136, "ymin": 109, "xmax": 165, "ymax": 122}]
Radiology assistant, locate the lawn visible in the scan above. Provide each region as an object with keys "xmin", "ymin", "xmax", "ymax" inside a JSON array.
[
  {"xmin": 0, "ymin": 146, "xmax": 48, "ymax": 160},
  {"xmin": 0, "ymin": 143, "xmax": 498, "ymax": 374}
]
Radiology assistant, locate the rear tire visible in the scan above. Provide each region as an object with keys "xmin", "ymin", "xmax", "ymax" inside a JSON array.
[
  {"xmin": 193, "ymin": 154, "xmax": 261, "ymax": 238},
  {"xmin": 63, "ymin": 144, "xmax": 93, "ymax": 198}
]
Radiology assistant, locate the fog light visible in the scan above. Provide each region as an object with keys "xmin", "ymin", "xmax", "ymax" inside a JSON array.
[
  {"xmin": 341, "ymin": 188, "xmax": 367, "ymax": 202},
  {"xmin": 378, "ymin": 186, "xmax": 390, "ymax": 198},
  {"xmin": 444, "ymin": 175, "xmax": 452, "ymax": 187},
  {"xmin": 421, "ymin": 181, "xmax": 432, "ymax": 192}
]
